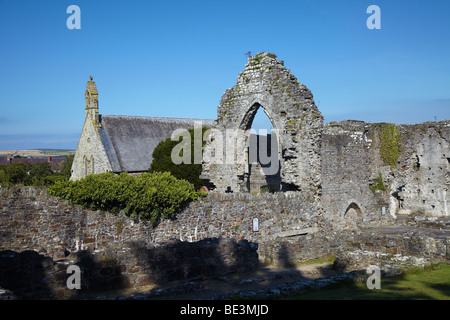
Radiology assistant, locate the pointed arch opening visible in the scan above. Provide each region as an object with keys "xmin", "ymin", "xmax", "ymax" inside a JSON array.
[
  {"xmin": 85, "ymin": 90, "xmax": 91, "ymax": 109},
  {"xmin": 83, "ymin": 155, "xmax": 94, "ymax": 178},
  {"xmin": 239, "ymin": 103, "xmax": 281, "ymax": 193},
  {"xmin": 83, "ymin": 155, "xmax": 88, "ymax": 178},
  {"xmin": 344, "ymin": 202, "xmax": 363, "ymax": 229},
  {"xmin": 251, "ymin": 107, "xmax": 275, "ymax": 135}
]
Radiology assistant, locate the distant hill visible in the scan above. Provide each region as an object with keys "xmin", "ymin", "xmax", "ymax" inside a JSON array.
[{"xmin": 0, "ymin": 149, "xmax": 75, "ymax": 158}]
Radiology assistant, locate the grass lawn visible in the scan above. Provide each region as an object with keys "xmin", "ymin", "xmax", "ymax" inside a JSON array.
[{"xmin": 286, "ymin": 264, "xmax": 450, "ymax": 300}]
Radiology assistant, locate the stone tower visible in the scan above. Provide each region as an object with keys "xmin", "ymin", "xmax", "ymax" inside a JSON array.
[
  {"xmin": 71, "ymin": 76, "xmax": 113, "ymax": 180},
  {"xmin": 85, "ymin": 76, "xmax": 99, "ymax": 125}
]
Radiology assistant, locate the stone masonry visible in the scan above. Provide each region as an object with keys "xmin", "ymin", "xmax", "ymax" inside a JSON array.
[
  {"xmin": 201, "ymin": 52, "xmax": 449, "ymax": 223},
  {"xmin": 0, "ymin": 186, "xmax": 448, "ymax": 299},
  {"xmin": 201, "ymin": 52, "xmax": 323, "ymax": 197}
]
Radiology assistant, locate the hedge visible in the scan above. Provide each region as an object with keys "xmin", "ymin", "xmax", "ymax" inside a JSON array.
[{"xmin": 48, "ymin": 171, "xmax": 205, "ymax": 224}]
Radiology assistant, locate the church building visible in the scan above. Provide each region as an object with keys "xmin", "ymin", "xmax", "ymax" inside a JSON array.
[{"xmin": 70, "ymin": 77, "xmax": 214, "ymax": 180}]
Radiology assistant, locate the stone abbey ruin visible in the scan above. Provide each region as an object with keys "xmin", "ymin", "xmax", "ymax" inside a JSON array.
[
  {"xmin": 73, "ymin": 52, "xmax": 449, "ymax": 221},
  {"xmin": 0, "ymin": 52, "xmax": 449, "ymax": 299}
]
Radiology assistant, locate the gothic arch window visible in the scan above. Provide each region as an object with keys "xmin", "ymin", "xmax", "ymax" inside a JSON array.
[
  {"xmin": 84, "ymin": 155, "xmax": 93, "ymax": 177},
  {"xmin": 239, "ymin": 102, "xmax": 277, "ymax": 132},
  {"xmin": 240, "ymin": 103, "xmax": 281, "ymax": 192},
  {"xmin": 85, "ymin": 90, "xmax": 91, "ymax": 108},
  {"xmin": 83, "ymin": 156, "xmax": 87, "ymax": 178}
]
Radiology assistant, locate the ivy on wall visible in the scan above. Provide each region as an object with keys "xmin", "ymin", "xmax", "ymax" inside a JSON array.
[{"xmin": 378, "ymin": 123, "xmax": 401, "ymax": 169}]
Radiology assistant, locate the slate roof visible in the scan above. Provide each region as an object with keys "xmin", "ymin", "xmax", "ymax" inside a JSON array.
[{"xmin": 98, "ymin": 115, "xmax": 215, "ymax": 173}]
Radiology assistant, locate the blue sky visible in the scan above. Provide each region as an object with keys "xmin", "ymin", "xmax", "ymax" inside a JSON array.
[{"xmin": 0, "ymin": 0, "xmax": 449, "ymax": 149}]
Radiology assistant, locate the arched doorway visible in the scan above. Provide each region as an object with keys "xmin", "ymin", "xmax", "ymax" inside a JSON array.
[{"xmin": 344, "ymin": 202, "xmax": 363, "ymax": 229}]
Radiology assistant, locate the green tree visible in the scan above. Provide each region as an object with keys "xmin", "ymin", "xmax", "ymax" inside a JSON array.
[
  {"xmin": 0, "ymin": 156, "xmax": 73, "ymax": 187},
  {"xmin": 7, "ymin": 162, "xmax": 30, "ymax": 185},
  {"xmin": 0, "ymin": 166, "xmax": 10, "ymax": 185},
  {"xmin": 149, "ymin": 127, "xmax": 208, "ymax": 190},
  {"xmin": 29, "ymin": 162, "xmax": 52, "ymax": 186},
  {"xmin": 59, "ymin": 155, "xmax": 74, "ymax": 179}
]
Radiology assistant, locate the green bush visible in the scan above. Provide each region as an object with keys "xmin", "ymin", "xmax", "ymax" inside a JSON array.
[
  {"xmin": 369, "ymin": 172, "xmax": 386, "ymax": 191},
  {"xmin": 48, "ymin": 171, "xmax": 205, "ymax": 225},
  {"xmin": 29, "ymin": 162, "xmax": 53, "ymax": 185}
]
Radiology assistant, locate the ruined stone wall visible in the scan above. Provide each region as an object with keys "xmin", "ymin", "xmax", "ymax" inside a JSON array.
[
  {"xmin": 3, "ymin": 117, "xmax": 447, "ymax": 262},
  {"xmin": 321, "ymin": 121, "xmax": 393, "ymax": 229},
  {"xmin": 200, "ymin": 51, "xmax": 449, "ymax": 222},
  {"xmin": 348, "ymin": 226, "xmax": 450, "ymax": 260},
  {"xmin": 334, "ymin": 225, "xmax": 450, "ymax": 276},
  {"xmin": 202, "ymin": 52, "xmax": 323, "ymax": 197},
  {"xmin": 388, "ymin": 121, "xmax": 450, "ymax": 217},
  {"xmin": 2, "ymin": 114, "xmax": 448, "ymax": 265},
  {"xmin": 0, "ymin": 187, "xmax": 264, "ymax": 297},
  {"xmin": 320, "ymin": 120, "xmax": 450, "ymax": 227},
  {"xmin": 1, "ymin": 186, "xmax": 448, "ymax": 298}
]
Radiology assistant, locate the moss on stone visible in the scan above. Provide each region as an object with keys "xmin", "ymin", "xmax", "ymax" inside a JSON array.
[
  {"xmin": 114, "ymin": 219, "xmax": 125, "ymax": 236},
  {"xmin": 285, "ymin": 119, "xmax": 298, "ymax": 131}
]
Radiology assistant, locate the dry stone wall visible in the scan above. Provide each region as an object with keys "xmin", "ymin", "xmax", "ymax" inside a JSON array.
[
  {"xmin": 0, "ymin": 187, "xmax": 323, "ymax": 262},
  {"xmin": 334, "ymin": 225, "xmax": 450, "ymax": 276}
]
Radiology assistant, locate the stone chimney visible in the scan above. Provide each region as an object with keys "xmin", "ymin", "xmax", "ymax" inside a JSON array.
[
  {"xmin": 47, "ymin": 155, "xmax": 51, "ymax": 162},
  {"xmin": 6, "ymin": 154, "xmax": 10, "ymax": 163}
]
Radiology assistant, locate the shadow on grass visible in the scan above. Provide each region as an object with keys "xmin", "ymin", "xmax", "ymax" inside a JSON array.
[{"xmin": 286, "ymin": 264, "xmax": 450, "ymax": 300}]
